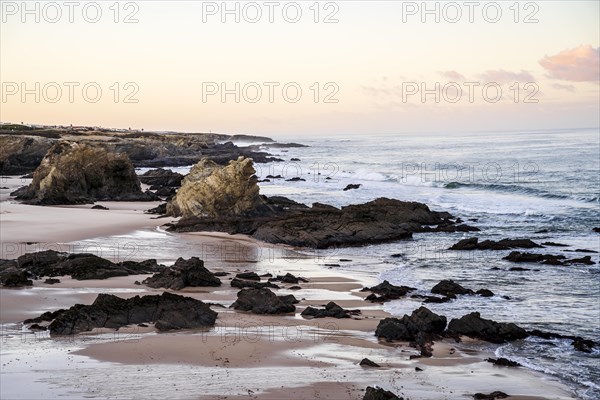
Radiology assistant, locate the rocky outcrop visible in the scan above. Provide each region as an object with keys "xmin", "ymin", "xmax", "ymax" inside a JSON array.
[
  {"xmin": 0, "ymin": 260, "xmax": 33, "ymax": 287},
  {"xmin": 363, "ymin": 386, "xmax": 403, "ymax": 400},
  {"xmin": 361, "ymin": 280, "xmax": 417, "ymax": 302},
  {"xmin": 446, "ymin": 312, "xmax": 528, "ymax": 343},
  {"xmin": 231, "ymin": 288, "xmax": 296, "ymax": 314},
  {"xmin": 269, "ymin": 273, "xmax": 309, "ymax": 284},
  {"xmin": 431, "ymin": 280, "xmax": 494, "ymax": 298},
  {"xmin": 0, "ymin": 135, "xmax": 53, "ymax": 175},
  {"xmin": 375, "ymin": 307, "xmax": 447, "ymax": 342},
  {"xmin": 11, "ymin": 250, "xmax": 162, "ymax": 280},
  {"xmin": 485, "ymin": 357, "xmax": 521, "ymax": 367},
  {"xmin": 301, "ymin": 302, "xmax": 360, "ymax": 319},
  {"xmin": 142, "ymin": 257, "xmax": 221, "ymax": 290},
  {"xmin": 230, "ymin": 278, "xmax": 279, "ymax": 290},
  {"xmin": 12, "ymin": 142, "xmax": 154, "ymax": 205},
  {"xmin": 139, "ymin": 168, "xmax": 183, "ymax": 187},
  {"xmin": 449, "ymin": 237, "xmax": 542, "ymax": 250},
  {"xmin": 166, "ymin": 157, "xmax": 267, "ymax": 218},
  {"xmin": 25, "ymin": 292, "xmax": 217, "ymax": 335},
  {"xmin": 503, "ymin": 251, "xmax": 594, "ymax": 265}
]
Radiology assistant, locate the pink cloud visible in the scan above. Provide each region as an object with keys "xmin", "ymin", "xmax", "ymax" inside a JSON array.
[
  {"xmin": 439, "ymin": 70, "xmax": 466, "ymax": 81},
  {"xmin": 539, "ymin": 45, "xmax": 599, "ymax": 82},
  {"xmin": 551, "ymin": 83, "xmax": 575, "ymax": 92},
  {"xmin": 480, "ymin": 69, "xmax": 535, "ymax": 84}
]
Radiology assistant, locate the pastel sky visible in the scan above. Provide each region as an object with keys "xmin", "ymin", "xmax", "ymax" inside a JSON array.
[{"xmin": 1, "ymin": 0, "xmax": 599, "ymax": 136}]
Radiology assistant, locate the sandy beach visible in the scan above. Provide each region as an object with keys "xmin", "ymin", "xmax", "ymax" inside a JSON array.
[{"xmin": 0, "ymin": 189, "xmax": 578, "ymax": 399}]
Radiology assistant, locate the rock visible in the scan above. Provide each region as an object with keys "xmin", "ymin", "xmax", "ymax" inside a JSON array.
[
  {"xmin": 363, "ymin": 386, "xmax": 403, "ymax": 400},
  {"xmin": 431, "ymin": 280, "xmax": 474, "ymax": 296},
  {"xmin": 39, "ymin": 292, "xmax": 217, "ymax": 335},
  {"xmin": 0, "ymin": 266, "xmax": 33, "ymax": 287},
  {"xmin": 12, "ymin": 142, "xmax": 154, "ymax": 205},
  {"xmin": 566, "ymin": 256, "xmax": 594, "ymax": 265},
  {"xmin": 472, "ymin": 392, "xmax": 509, "ymax": 400},
  {"xmin": 485, "ymin": 357, "xmax": 521, "ymax": 367},
  {"xmin": 0, "ymin": 135, "xmax": 53, "ymax": 175},
  {"xmin": 343, "ymin": 184, "xmax": 361, "ymax": 191},
  {"xmin": 593, "ymin": 227, "xmax": 600, "ymax": 233},
  {"xmin": 571, "ymin": 249, "xmax": 598, "ymax": 253},
  {"xmin": 266, "ymin": 175, "xmax": 283, "ymax": 179},
  {"xmin": 213, "ymin": 271, "xmax": 229, "ymax": 277},
  {"xmin": 415, "ymin": 366, "xmax": 423, "ymax": 372},
  {"xmin": 542, "ymin": 242, "xmax": 569, "ymax": 247},
  {"xmin": 503, "ymin": 251, "xmax": 593, "ymax": 266},
  {"xmin": 535, "ymin": 229, "xmax": 549, "ymax": 233},
  {"xmin": 285, "ymin": 177, "xmax": 306, "ymax": 182},
  {"xmin": 91, "ymin": 205, "xmax": 109, "ymax": 210},
  {"xmin": 230, "ymin": 278, "xmax": 280, "ymax": 290},
  {"xmin": 145, "ymin": 203, "xmax": 167, "ymax": 215},
  {"xmin": 449, "ymin": 237, "xmax": 542, "ymax": 250},
  {"xmin": 301, "ymin": 302, "xmax": 360, "ymax": 319},
  {"xmin": 359, "ymin": 358, "xmax": 380, "ymax": 367},
  {"xmin": 269, "ymin": 273, "xmax": 308, "ymax": 284},
  {"xmin": 509, "ymin": 267, "xmax": 530, "ymax": 271},
  {"xmin": 231, "ymin": 288, "xmax": 296, "ymax": 314},
  {"xmin": 44, "ymin": 278, "xmax": 60, "ymax": 284},
  {"xmin": 362, "ymin": 280, "xmax": 417, "ymax": 302},
  {"xmin": 29, "ymin": 323, "xmax": 47, "ymax": 331},
  {"xmin": 290, "ymin": 158, "xmax": 301, "ymax": 161},
  {"xmin": 375, "ymin": 307, "xmax": 447, "ymax": 342},
  {"xmin": 573, "ymin": 338, "xmax": 595, "ymax": 353},
  {"xmin": 411, "ymin": 294, "xmax": 454, "ymax": 304},
  {"xmin": 143, "ymin": 257, "xmax": 221, "ymax": 290},
  {"xmin": 167, "ymin": 157, "xmax": 267, "ymax": 218},
  {"xmin": 139, "ymin": 168, "xmax": 183, "ymax": 187},
  {"xmin": 278, "ymin": 294, "xmax": 300, "ymax": 305},
  {"xmin": 235, "ymin": 271, "xmax": 261, "ymax": 281},
  {"xmin": 476, "ymin": 289, "xmax": 495, "ymax": 297},
  {"xmin": 154, "ymin": 186, "xmax": 177, "ymax": 198},
  {"xmin": 446, "ymin": 312, "xmax": 528, "ymax": 343}
]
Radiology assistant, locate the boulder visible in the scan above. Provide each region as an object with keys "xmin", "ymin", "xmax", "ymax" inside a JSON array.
[
  {"xmin": 363, "ymin": 386, "xmax": 403, "ymax": 400},
  {"xmin": 362, "ymin": 280, "xmax": 417, "ymax": 302},
  {"xmin": 0, "ymin": 135, "xmax": 53, "ymax": 175},
  {"xmin": 375, "ymin": 307, "xmax": 447, "ymax": 342},
  {"xmin": 139, "ymin": 168, "xmax": 183, "ymax": 187},
  {"xmin": 446, "ymin": 312, "xmax": 528, "ymax": 343},
  {"xmin": 231, "ymin": 288, "xmax": 296, "ymax": 314},
  {"xmin": 301, "ymin": 302, "xmax": 360, "ymax": 319},
  {"xmin": 143, "ymin": 257, "xmax": 221, "ymax": 290},
  {"xmin": 0, "ymin": 263, "xmax": 33, "ymax": 287},
  {"xmin": 431, "ymin": 280, "xmax": 474, "ymax": 296},
  {"xmin": 343, "ymin": 184, "xmax": 361, "ymax": 191},
  {"xmin": 167, "ymin": 157, "xmax": 267, "ymax": 218},
  {"xmin": 39, "ymin": 292, "xmax": 217, "ymax": 335},
  {"xmin": 485, "ymin": 357, "xmax": 521, "ymax": 367},
  {"xmin": 449, "ymin": 237, "xmax": 542, "ymax": 250},
  {"xmin": 235, "ymin": 271, "xmax": 261, "ymax": 281},
  {"xmin": 473, "ymin": 392, "xmax": 509, "ymax": 400},
  {"xmin": 12, "ymin": 142, "xmax": 154, "ymax": 205},
  {"xmin": 230, "ymin": 278, "xmax": 280, "ymax": 290},
  {"xmin": 269, "ymin": 273, "xmax": 309, "ymax": 284},
  {"xmin": 359, "ymin": 358, "xmax": 380, "ymax": 367}
]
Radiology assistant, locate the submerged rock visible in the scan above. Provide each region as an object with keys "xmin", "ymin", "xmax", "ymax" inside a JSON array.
[
  {"xmin": 231, "ymin": 288, "xmax": 296, "ymax": 314},
  {"xmin": 446, "ymin": 312, "xmax": 528, "ymax": 343},
  {"xmin": 143, "ymin": 257, "xmax": 221, "ymax": 290},
  {"xmin": 431, "ymin": 280, "xmax": 494, "ymax": 298},
  {"xmin": 362, "ymin": 280, "xmax": 417, "ymax": 302},
  {"xmin": 449, "ymin": 237, "xmax": 542, "ymax": 251},
  {"xmin": 12, "ymin": 142, "xmax": 154, "ymax": 205},
  {"xmin": 31, "ymin": 292, "xmax": 218, "ymax": 335},
  {"xmin": 503, "ymin": 251, "xmax": 594, "ymax": 266}
]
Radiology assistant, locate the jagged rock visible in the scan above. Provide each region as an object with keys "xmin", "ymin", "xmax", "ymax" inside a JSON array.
[
  {"xmin": 362, "ymin": 280, "xmax": 417, "ymax": 302},
  {"xmin": 269, "ymin": 273, "xmax": 308, "ymax": 284},
  {"xmin": 301, "ymin": 302, "xmax": 360, "ymax": 319},
  {"xmin": 235, "ymin": 271, "xmax": 260, "ymax": 281},
  {"xmin": 139, "ymin": 168, "xmax": 183, "ymax": 187},
  {"xmin": 0, "ymin": 135, "xmax": 53, "ymax": 175},
  {"xmin": 12, "ymin": 142, "xmax": 154, "ymax": 205},
  {"xmin": 473, "ymin": 392, "xmax": 509, "ymax": 400},
  {"xmin": 449, "ymin": 237, "xmax": 541, "ymax": 250},
  {"xmin": 446, "ymin": 312, "xmax": 528, "ymax": 343},
  {"xmin": 230, "ymin": 278, "xmax": 279, "ymax": 290},
  {"xmin": 485, "ymin": 357, "xmax": 521, "ymax": 367},
  {"xmin": 343, "ymin": 184, "xmax": 361, "ymax": 191},
  {"xmin": 363, "ymin": 386, "xmax": 403, "ymax": 400},
  {"xmin": 375, "ymin": 307, "xmax": 447, "ymax": 342},
  {"xmin": 359, "ymin": 358, "xmax": 380, "ymax": 367},
  {"xmin": 167, "ymin": 157, "xmax": 267, "ymax": 218},
  {"xmin": 231, "ymin": 288, "xmax": 296, "ymax": 314},
  {"xmin": 143, "ymin": 257, "xmax": 221, "ymax": 290},
  {"xmin": 33, "ymin": 292, "xmax": 217, "ymax": 335}
]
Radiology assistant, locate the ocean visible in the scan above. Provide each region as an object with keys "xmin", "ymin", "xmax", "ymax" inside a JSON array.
[{"xmin": 247, "ymin": 128, "xmax": 599, "ymax": 399}]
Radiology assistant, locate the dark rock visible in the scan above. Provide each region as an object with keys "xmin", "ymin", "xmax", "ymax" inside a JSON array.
[
  {"xmin": 230, "ymin": 278, "xmax": 280, "ymax": 290},
  {"xmin": 431, "ymin": 280, "xmax": 474, "ymax": 296},
  {"xmin": 476, "ymin": 289, "xmax": 495, "ymax": 297},
  {"xmin": 375, "ymin": 307, "xmax": 447, "ymax": 342},
  {"xmin": 324, "ymin": 263, "xmax": 340, "ymax": 267},
  {"xmin": 145, "ymin": 203, "xmax": 167, "ymax": 215},
  {"xmin": 278, "ymin": 294, "xmax": 300, "ymax": 305},
  {"xmin": 573, "ymin": 338, "xmax": 595, "ymax": 353},
  {"xmin": 359, "ymin": 358, "xmax": 380, "ymax": 367},
  {"xmin": 343, "ymin": 184, "xmax": 361, "ymax": 191},
  {"xmin": 266, "ymin": 175, "xmax": 283, "ymax": 179},
  {"xmin": 235, "ymin": 271, "xmax": 261, "ymax": 281},
  {"xmin": 542, "ymin": 242, "xmax": 569, "ymax": 247},
  {"xmin": 446, "ymin": 312, "xmax": 527, "ymax": 343},
  {"xmin": 535, "ymin": 229, "xmax": 548, "ymax": 233},
  {"xmin": 285, "ymin": 177, "xmax": 306, "ymax": 182},
  {"xmin": 213, "ymin": 271, "xmax": 229, "ymax": 277},
  {"xmin": 41, "ymin": 292, "xmax": 217, "ymax": 335},
  {"xmin": 139, "ymin": 168, "xmax": 183, "ymax": 187},
  {"xmin": 485, "ymin": 357, "xmax": 521, "ymax": 367},
  {"xmin": 29, "ymin": 324, "xmax": 47, "ymax": 331},
  {"xmin": 154, "ymin": 186, "xmax": 177, "ymax": 198},
  {"xmin": 0, "ymin": 135, "xmax": 53, "ymax": 175},
  {"xmin": 411, "ymin": 294, "xmax": 454, "ymax": 304},
  {"xmin": 504, "ymin": 251, "xmax": 593, "ymax": 266},
  {"xmin": 339, "ymin": 259, "xmax": 352, "ymax": 262},
  {"xmin": 572, "ymin": 249, "xmax": 598, "ymax": 253},
  {"xmin": 509, "ymin": 267, "xmax": 530, "ymax": 271},
  {"xmin": 449, "ymin": 237, "xmax": 541, "ymax": 251},
  {"xmin": 363, "ymin": 386, "xmax": 403, "ymax": 400},
  {"xmin": 566, "ymin": 256, "xmax": 594, "ymax": 265},
  {"xmin": 290, "ymin": 158, "xmax": 301, "ymax": 161},
  {"xmin": 269, "ymin": 273, "xmax": 308, "ymax": 284},
  {"xmin": 231, "ymin": 288, "xmax": 296, "ymax": 314},
  {"xmin": 362, "ymin": 280, "xmax": 417, "ymax": 302},
  {"xmin": 301, "ymin": 302, "xmax": 360, "ymax": 319},
  {"xmin": 13, "ymin": 142, "xmax": 154, "ymax": 205},
  {"xmin": 91, "ymin": 205, "xmax": 109, "ymax": 210},
  {"xmin": 390, "ymin": 253, "xmax": 404, "ymax": 258},
  {"xmin": 289, "ymin": 285, "xmax": 301, "ymax": 290},
  {"xmin": 142, "ymin": 257, "xmax": 221, "ymax": 290},
  {"xmin": 44, "ymin": 278, "xmax": 60, "ymax": 284},
  {"xmin": 472, "ymin": 392, "xmax": 509, "ymax": 400},
  {"xmin": 593, "ymin": 227, "xmax": 600, "ymax": 233},
  {"xmin": 0, "ymin": 268, "xmax": 33, "ymax": 287}
]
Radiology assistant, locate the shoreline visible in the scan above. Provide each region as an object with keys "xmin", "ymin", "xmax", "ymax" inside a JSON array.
[{"xmin": 0, "ymin": 183, "xmax": 580, "ymax": 399}]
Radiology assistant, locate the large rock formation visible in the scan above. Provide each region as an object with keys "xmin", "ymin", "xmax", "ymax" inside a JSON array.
[
  {"xmin": 142, "ymin": 257, "xmax": 221, "ymax": 290},
  {"xmin": 231, "ymin": 288, "xmax": 297, "ymax": 314},
  {"xmin": 446, "ymin": 312, "xmax": 528, "ymax": 343},
  {"xmin": 24, "ymin": 292, "xmax": 218, "ymax": 334},
  {"xmin": 375, "ymin": 307, "xmax": 447, "ymax": 342},
  {"xmin": 12, "ymin": 142, "xmax": 154, "ymax": 204},
  {"xmin": 0, "ymin": 135, "xmax": 53, "ymax": 175},
  {"xmin": 167, "ymin": 157, "xmax": 267, "ymax": 218}
]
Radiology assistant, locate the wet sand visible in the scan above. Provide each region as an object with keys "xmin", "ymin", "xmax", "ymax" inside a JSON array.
[{"xmin": 0, "ymin": 191, "xmax": 578, "ymax": 399}]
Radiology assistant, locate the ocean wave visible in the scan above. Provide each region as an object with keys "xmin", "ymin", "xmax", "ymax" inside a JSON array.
[{"xmin": 443, "ymin": 182, "xmax": 599, "ymax": 203}]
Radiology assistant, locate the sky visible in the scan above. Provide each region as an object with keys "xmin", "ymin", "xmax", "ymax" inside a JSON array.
[{"xmin": 1, "ymin": 0, "xmax": 599, "ymax": 136}]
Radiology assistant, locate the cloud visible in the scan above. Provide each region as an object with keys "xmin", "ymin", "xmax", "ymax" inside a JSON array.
[
  {"xmin": 539, "ymin": 45, "xmax": 599, "ymax": 82},
  {"xmin": 439, "ymin": 70, "xmax": 466, "ymax": 81},
  {"xmin": 480, "ymin": 69, "xmax": 535, "ymax": 84},
  {"xmin": 551, "ymin": 83, "xmax": 575, "ymax": 92}
]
